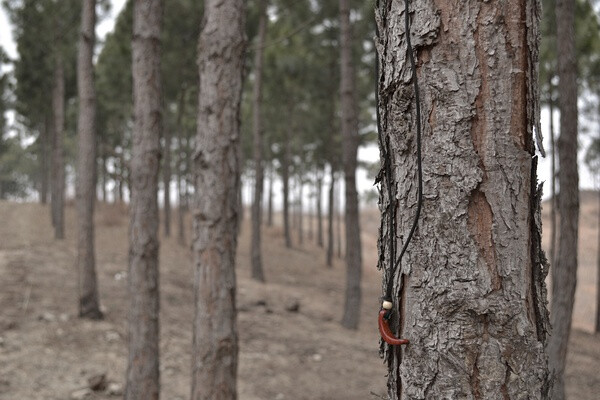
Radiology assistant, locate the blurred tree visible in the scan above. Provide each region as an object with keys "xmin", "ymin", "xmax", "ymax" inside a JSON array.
[
  {"xmin": 76, "ymin": 0, "xmax": 103, "ymax": 320},
  {"xmin": 548, "ymin": 0, "xmax": 580, "ymax": 397},
  {"xmin": 250, "ymin": 0, "xmax": 268, "ymax": 282},
  {"xmin": 125, "ymin": 1, "xmax": 162, "ymax": 399},
  {"xmin": 339, "ymin": 0, "xmax": 362, "ymax": 330},
  {"xmin": 376, "ymin": 0, "xmax": 550, "ymax": 397}
]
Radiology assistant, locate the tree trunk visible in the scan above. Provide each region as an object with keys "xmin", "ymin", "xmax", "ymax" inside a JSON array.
[
  {"xmin": 375, "ymin": 0, "xmax": 550, "ymax": 398},
  {"xmin": 40, "ymin": 116, "xmax": 50, "ymax": 204},
  {"xmin": 336, "ymin": 179, "xmax": 343, "ymax": 259},
  {"xmin": 326, "ymin": 167, "xmax": 334, "ymax": 267},
  {"xmin": 176, "ymin": 93, "xmax": 186, "ymax": 247},
  {"xmin": 339, "ymin": 0, "xmax": 362, "ymax": 330},
  {"xmin": 548, "ymin": 76, "xmax": 557, "ymax": 270},
  {"xmin": 125, "ymin": 1, "xmax": 162, "ymax": 399},
  {"xmin": 298, "ymin": 177, "xmax": 304, "ymax": 245},
  {"xmin": 76, "ymin": 0, "xmax": 102, "ymax": 320},
  {"xmin": 191, "ymin": 0, "xmax": 245, "ymax": 398},
  {"xmin": 251, "ymin": 0, "xmax": 267, "ymax": 282},
  {"xmin": 282, "ymin": 126, "xmax": 292, "ymax": 248},
  {"xmin": 316, "ymin": 170, "xmax": 323, "ymax": 247},
  {"xmin": 51, "ymin": 54, "xmax": 65, "ymax": 240},
  {"xmin": 596, "ymin": 189, "xmax": 600, "ymax": 333},
  {"xmin": 267, "ymin": 164, "xmax": 273, "ymax": 227},
  {"xmin": 548, "ymin": 0, "xmax": 579, "ymax": 396},
  {"xmin": 102, "ymin": 153, "xmax": 107, "ymax": 202},
  {"xmin": 163, "ymin": 128, "xmax": 171, "ymax": 237}
]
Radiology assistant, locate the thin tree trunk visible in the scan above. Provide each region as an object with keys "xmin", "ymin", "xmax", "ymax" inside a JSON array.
[
  {"xmin": 596, "ymin": 189, "xmax": 600, "ymax": 333},
  {"xmin": 282, "ymin": 126, "xmax": 292, "ymax": 248},
  {"xmin": 51, "ymin": 54, "xmax": 65, "ymax": 240},
  {"xmin": 308, "ymin": 178, "xmax": 314, "ymax": 241},
  {"xmin": 125, "ymin": 1, "xmax": 162, "ymax": 399},
  {"xmin": 191, "ymin": 0, "xmax": 245, "ymax": 398},
  {"xmin": 176, "ymin": 90, "xmax": 187, "ymax": 247},
  {"xmin": 548, "ymin": 0, "xmax": 579, "ymax": 396},
  {"xmin": 316, "ymin": 170, "xmax": 323, "ymax": 247},
  {"xmin": 76, "ymin": 0, "xmax": 102, "ymax": 320},
  {"xmin": 163, "ymin": 128, "xmax": 171, "ymax": 237},
  {"xmin": 267, "ymin": 164, "xmax": 273, "ymax": 227},
  {"xmin": 251, "ymin": 0, "xmax": 267, "ymax": 282},
  {"xmin": 376, "ymin": 0, "xmax": 550, "ymax": 397},
  {"xmin": 549, "ymin": 79, "xmax": 557, "ymax": 269},
  {"xmin": 336, "ymin": 179, "xmax": 342, "ymax": 259},
  {"xmin": 40, "ymin": 116, "xmax": 50, "ymax": 204},
  {"xmin": 339, "ymin": 0, "xmax": 362, "ymax": 330},
  {"xmin": 102, "ymin": 153, "xmax": 107, "ymax": 202},
  {"xmin": 297, "ymin": 177, "xmax": 303, "ymax": 245},
  {"xmin": 326, "ymin": 167, "xmax": 334, "ymax": 267}
]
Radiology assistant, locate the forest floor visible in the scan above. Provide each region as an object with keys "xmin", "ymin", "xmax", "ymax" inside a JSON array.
[{"xmin": 0, "ymin": 193, "xmax": 598, "ymax": 400}]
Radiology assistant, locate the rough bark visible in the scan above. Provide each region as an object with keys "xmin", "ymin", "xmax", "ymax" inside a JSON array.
[
  {"xmin": 102, "ymin": 154, "xmax": 107, "ymax": 202},
  {"xmin": 339, "ymin": 0, "xmax": 362, "ymax": 330},
  {"xmin": 548, "ymin": 0, "xmax": 579, "ymax": 396},
  {"xmin": 125, "ymin": 1, "xmax": 162, "ymax": 399},
  {"xmin": 76, "ymin": 0, "xmax": 102, "ymax": 320},
  {"xmin": 251, "ymin": 0, "xmax": 267, "ymax": 282},
  {"xmin": 375, "ymin": 0, "xmax": 550, "ymax": 398},
  {"xmin": 326, "ymin": 167, "xmax": 334, "ymax": 267},
  {"xmin": 51, "ymin": 54, "xmax": 65, "ymax": 240},
  {"xmin": 191, "ymin": 0, "xmax": 245, "ymax": 398},
  {"xmin": 282, "ymin": 126, "xmax": 292, "ymax": 248},
  {"xmin": 316, "ymin": 170, "xmax": 323, "ymax": 247},
  {"xmin": 163, "ymin": 128, "xmax": 171, "ymax": 237}
]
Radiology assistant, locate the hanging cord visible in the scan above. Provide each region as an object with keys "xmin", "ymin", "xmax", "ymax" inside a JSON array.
[
  {"xmin": 383, "ymin": 0, "xmax": 423, "ymax": 302},
  {"xmin": 378, "ymin": 0, "xmax": 424, "ymax": 345}
]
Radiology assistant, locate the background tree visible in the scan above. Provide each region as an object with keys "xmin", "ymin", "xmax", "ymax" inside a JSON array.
[
  {"xmin": 548, "ymin": 0, "xmax": 580, "ymax": 397},
  {"xmin": 76, "ymin": 0, "xmax": 102, "ymax": 320},
  {"xmin": 125, "ymin": 1, "xmax": 162, "ymax": 399},
  {"xmin": 191, "ymin": 0, "xmax": 245, "ymax": 398},
  {"xmin": 339, "ymin": 0, "xmax": 362, "ymax": 330},
  {"xmin": 375, "ymin": 0, "xmax": 550, "ymax": 397},
  {"xmin": 250, "ymin": 0, "xmax": 268, "ymax": 282}
]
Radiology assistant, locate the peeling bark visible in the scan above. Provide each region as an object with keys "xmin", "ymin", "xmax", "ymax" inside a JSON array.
[
  {"xmin": 375, "ymin": 0, "xmax": 550, "ymax": 398},
  {"xmin": 191, "ymin": 0, "xmax": 245, "ymax": 398}
]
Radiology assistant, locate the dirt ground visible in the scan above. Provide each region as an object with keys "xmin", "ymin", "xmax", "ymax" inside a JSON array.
[{"xmin": 0, "ymin": 193, "xmax": 598, "ymax": 399}]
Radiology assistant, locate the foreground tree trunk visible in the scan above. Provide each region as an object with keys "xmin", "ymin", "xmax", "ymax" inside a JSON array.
[
  {"xmin": 339, "ymin": 0, "xmax": 362, "ymax": 330},
  {"xmin": 76, "ymin": 0, "xmax": 102, "ymax": 320},
  {"xmin": 375, "ymin": 1, "xmax": 550, "ymax": 397},
  {"xmin": 191, "ymin": 0, "xmax": 245, "ymax": 398},
  {"xmin": 548, "ymin": 0, "xmax": 579, "ymax": 397},
  {"xmin": 51, "ymin": 55, "xmax": 65, "ymax": 239},
  {"xmin": 125, "ymin": 1, "xmax": 162, "ymax": 399},
  {"xmin": 251, "ymin": 0, "xmax": 267, "ymax": 282}
]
